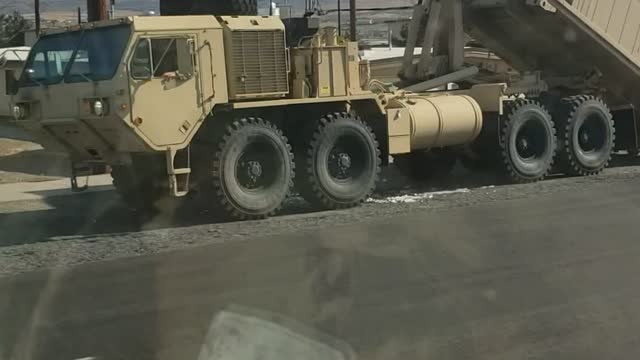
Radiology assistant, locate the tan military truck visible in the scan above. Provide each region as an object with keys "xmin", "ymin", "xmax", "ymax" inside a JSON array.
[
  {"xmin": 9, "ymin": 3, "xmax": 637, "ymax": 220},
  {"xmin": 8, "ymin": 15, "xmax": 493, "ymax": 220}
]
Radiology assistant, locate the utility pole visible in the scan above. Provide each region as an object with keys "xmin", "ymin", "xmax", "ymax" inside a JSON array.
[
  {"xmin": 337, "ymin": 0, "xmax": 341, "ymax": 36},
  {"xmin": 34, "ymin": 0, "xmax": 41, "ymax": 35},
  {"xmin": 87, "ymin": 0, "xmax": 108, "ymax": 22},
  {"xmin": 349, "ymin": 0, "xmax": 356, "ymax": 41},
  {"xmin": 77, "ymin": 7, "xmax": 82, "ymax": 24}
]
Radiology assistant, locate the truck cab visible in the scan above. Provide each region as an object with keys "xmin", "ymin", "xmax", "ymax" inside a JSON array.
[{"xmin": 11, "ymin": 16, "xmax": 229, "ymax": 165}]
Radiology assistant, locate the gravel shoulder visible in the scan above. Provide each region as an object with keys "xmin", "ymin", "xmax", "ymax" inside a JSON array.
[{"xmin": 1, "ymin": 159, "xmax": 640, "ymax": 277}]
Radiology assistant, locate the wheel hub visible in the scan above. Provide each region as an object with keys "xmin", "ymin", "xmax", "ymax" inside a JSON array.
[
  {"xmin": 330, "ymin": 151, "xmax": 352, "ymax": 179},
  {"xmin": 238, "ymin": 157, "xmax": 266, "ymax": 190},
  {"xmin": 517, "ymin": 137, "xmax": 530, "ymax": 153},
  {"xmin": 338, "ymin": 153, "xmax": 352, "ymax": 171},
  {"xmin": 579, "ymin": 129, "xmax": 591, "ymax": 147},
  {"xmin": 515, "ymin": 119, "xmax": 547, "ymax": 160},
  {"xmin": 247, "ymin": 160, "xmax": 263, "ymax": 179},
  {"xmin": 575, "ymin": 113, "xmax": 610, "ymax": 154}
]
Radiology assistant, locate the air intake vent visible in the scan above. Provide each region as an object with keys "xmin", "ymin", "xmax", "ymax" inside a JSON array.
[{"xmin": 228, "ymin": 30, "xmax": 289, "ymax": 99}]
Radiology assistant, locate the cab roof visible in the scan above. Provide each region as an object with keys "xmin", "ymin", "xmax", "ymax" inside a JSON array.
[
  {"xmin": 38, "ymin": 15, "xmax": 285, "ymax": 37},
  {"xmin": 40, "ymin": 18, "xmax": 130, "ymax": 36},
  {"xmin": 39, "ymin": 15, "xmax": 222, "ymax": 36},
  {"xmin": 131, "ymin": 15, "xmax": 222, "ymax": 32}
]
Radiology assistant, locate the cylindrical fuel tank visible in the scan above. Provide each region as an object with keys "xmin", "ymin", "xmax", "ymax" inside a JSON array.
[{"xmin": 389, "ymin": 95, "xmax": 483, "ymax": 151}]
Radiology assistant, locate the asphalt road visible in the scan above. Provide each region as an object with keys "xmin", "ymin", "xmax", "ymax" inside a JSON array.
[{"xmin": 3, "ymin": 167, "xmax": 640, "ymax": 360}]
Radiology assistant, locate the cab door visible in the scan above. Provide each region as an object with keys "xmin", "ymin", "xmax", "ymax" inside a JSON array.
[{"xmin": 128, "ymin": 35, "xmax": 204, "ymax": 148}]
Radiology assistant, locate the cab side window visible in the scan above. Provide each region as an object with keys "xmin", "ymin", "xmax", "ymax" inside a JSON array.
[
  {"xmin": 151, "ymin": 39, "xmax": 179, "ymax": 77},
  {"xmin": 130, "ymin": 38, "xmax": 193, "ymax": 79}
]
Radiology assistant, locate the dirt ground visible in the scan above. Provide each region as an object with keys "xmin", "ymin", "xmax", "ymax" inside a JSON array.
[{"xmin": 5, "ymin": 166, "xmax": 640, "ymax": 360}]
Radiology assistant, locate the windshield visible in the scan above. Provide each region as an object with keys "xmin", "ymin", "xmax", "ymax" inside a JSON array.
[{"xmin": 19, "ymin": 24, "xmax": 131, "ymax": 87}]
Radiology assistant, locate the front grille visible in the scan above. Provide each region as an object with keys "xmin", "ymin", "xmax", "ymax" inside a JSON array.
[{"xmin": 229, "ymin": 30, "xmax": 289, "ymax": 98}]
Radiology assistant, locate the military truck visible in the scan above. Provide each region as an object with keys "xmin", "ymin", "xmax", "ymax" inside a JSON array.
[{"xmin": 8, "ymin": 0, "xmax": 640, "ymax": 220}]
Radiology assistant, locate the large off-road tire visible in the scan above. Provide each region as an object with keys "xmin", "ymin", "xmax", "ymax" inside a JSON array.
[
  {"xmin": 228, "ymin": 0, "xmax": 258, "ymax": 14},
  {"xmin": 393, "ymin": 149, "xmax": 457, "ymax": 181},
  {"xmin": 208, "ymin": 118, "xmax": 294, "ymax": 220},
  {"xmin": 555, "ymin": 96, "xmax": 615, "ymax": 176},
  {"xmin": 296, "ymin": 112, "xmax": 381, "ymax": 209},
  {"xmin": 111, "ymin": 164, "xmax": 165, "ymax": 211},
  {"xmin": 160, "ymin": 0, "xmax": 257, "ymax": 16},
  {"xmin": 499, "ymin": 99, "xmax": 557, "ymax": 183}
]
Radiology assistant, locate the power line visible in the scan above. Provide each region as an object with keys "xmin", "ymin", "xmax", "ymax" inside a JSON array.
[{"xmin": 324, "ymin": 5, "xmax": 415, "ymax": 13}]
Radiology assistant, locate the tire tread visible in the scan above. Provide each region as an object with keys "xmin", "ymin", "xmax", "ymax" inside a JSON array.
[
  {"xmin": 210, "ymin": 117, "xmax": 294, "ymax": 220},
  {"xmin": 499, "ymin": 99, "xmax": 556, "ymax": 183},
  {"xmin": 555, "ymin": 95, "xmax": 615, "ymax": 176},
  {"xmin": 297, "ymin": 112, "xmax": 381, "ymax": 209}
]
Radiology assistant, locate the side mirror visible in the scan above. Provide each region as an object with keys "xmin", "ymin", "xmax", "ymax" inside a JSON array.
[
  {"xmin": 176, "ymin": 38, "xmax": 195, "ymax": 79},
  {"xmin": 186, "ymin": 38, "xmax": 196, "ymax": 56}
]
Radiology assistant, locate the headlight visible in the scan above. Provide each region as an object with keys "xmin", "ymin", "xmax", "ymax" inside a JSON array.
[
  {"xmin": 93, "ymin": 100, "xmax": 105, "ymax": 116},
  {"xmin": 12, "ymin": 104, "xmax": 26, "ymax": 120}
]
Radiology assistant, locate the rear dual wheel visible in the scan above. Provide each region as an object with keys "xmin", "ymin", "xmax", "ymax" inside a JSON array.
[
  {"xmin": 499, "ymin": 99, "xmax": 557, "ymax": 183},
  {"xmin": 555, "ymin": 96, "xmax": 615, "ymax": 176}
]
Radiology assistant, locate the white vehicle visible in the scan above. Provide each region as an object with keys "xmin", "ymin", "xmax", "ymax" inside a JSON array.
[{"xmin": 0, "ymin": 47, "xmax": 30, "ymax": 120}]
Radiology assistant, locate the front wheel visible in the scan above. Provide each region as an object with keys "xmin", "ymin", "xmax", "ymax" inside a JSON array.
[
  {"xmin": 296, "ymin": 112, "xmax": 381, "ymax": 209},
  {"xmin": 209, "ymin": 117, "xmax": 294, "ymax": 220}
]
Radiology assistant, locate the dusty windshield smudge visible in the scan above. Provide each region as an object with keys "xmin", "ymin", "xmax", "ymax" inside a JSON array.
[
  {"xmin": 19, "ymin": 24, "xmax": 130, "ymax": 87},
  {"xmin": 5, "ymin": 1, "xmax": 640, "ymax": 359}
]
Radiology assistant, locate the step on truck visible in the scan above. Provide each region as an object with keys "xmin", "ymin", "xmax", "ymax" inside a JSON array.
[{"xmin": 7, "ymin": 2, "xmax": 640, "ymax": 220}]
